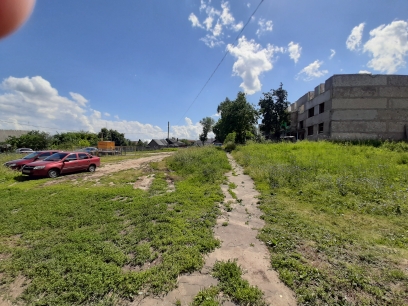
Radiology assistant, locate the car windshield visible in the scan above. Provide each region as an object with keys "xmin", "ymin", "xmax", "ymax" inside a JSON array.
[
  {"xmin": 44, "ymin": 152, "xmax": 69, "ymax": 161},
  {"xmin": 23, "ymin": 152, "xmax": 39, "ymax": 159}
]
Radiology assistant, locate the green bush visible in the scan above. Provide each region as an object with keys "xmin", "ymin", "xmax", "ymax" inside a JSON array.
[{"xmin": 224, "ymin": 142, "xmax": 236, "ymax": 153}]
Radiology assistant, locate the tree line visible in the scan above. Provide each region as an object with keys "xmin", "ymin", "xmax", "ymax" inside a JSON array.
[
  {"xmin": 4, "ymin": 128, "xmax": 134, "ymax": 150},
  {"xmin": 200, "ymin": 83, "xmax": 290, "ymax": 145}
]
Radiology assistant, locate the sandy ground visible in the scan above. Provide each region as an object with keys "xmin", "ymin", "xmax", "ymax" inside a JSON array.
[
  {"xmin": 133, "ymin": 154, "xmax": 296, "ymax": 306},
  {"xmin": 1, "ymin": 152, "xmax": 296, "ymax": 306}
]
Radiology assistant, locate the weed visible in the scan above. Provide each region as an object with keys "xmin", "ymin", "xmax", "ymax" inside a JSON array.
[
  {"xmin": 222, "ymin": 222, "xmax": 228, "ymax": 227},
  {"xmin": 224, "ymin": 202, "xmax": 233, "ymax": 212},
  {"xmin": 0, "ymin": 147, "xmax": 230, "ymax": 304},
  {"xmin": 228, "ymin": 189, "xmax": 237, "ymax": 199},
  {"xmin": 192, "ymin": 286, "xmax": 220, "ymax": 306},
  {"xmin": 212, "ymin": 260, "xmax": 265, "ymax": 305},
  {"xmin": 232, "ymin": 141, "xmax": 408, "ymax": 305}
]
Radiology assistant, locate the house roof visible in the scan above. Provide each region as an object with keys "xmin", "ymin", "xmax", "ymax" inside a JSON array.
[{"xmin": 150, "ymin": 139, "xmax": 168, "ymax": 146}]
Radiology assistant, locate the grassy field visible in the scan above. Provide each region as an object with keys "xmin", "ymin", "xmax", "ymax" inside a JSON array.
[
  {"xmin": 0, "ymin": 148, "xmax": 230, "ymax": 305},
  {"xmin": 233, "ymin": 141, "xmax": 408, "ymax": 305}
]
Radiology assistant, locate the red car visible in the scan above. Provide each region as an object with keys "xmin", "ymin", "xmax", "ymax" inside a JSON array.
[
  {"xmin": 4, "ymin": 150, "xmax": 62, "ymax": 170},
  {"xmin": 21, "ymin": 152, "xmax": 101, "ymax": 178}
]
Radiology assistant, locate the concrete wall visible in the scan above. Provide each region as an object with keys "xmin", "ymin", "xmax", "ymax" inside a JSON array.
[
  {"xmin": 0, "ymin": 130, "xmax": 29, "ymax": 142},
  {"xmin": 330, "ymin": 74, "xmax": 408, "ymax": 140},
  {"xmin": 291, "ymin": 74, "xmax": 408, "ymax": 141}
]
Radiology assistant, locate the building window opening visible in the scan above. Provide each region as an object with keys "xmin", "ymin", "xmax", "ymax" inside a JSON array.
[
  {"xmin": 308, "ymin": 108, "xmax": 314, "ymax": 118},
  {"xmin": 319, "ymin": 103, "xmax": 325, "ymax": 114},
  {"xmin": 299, "ymin": 120, "xmax": 304, "ymax": 129},
  {"xmin": 308, "ymin": 126, "xmax": 314, "ymax": 136},
  {"xmin": 319, "ymin": 123, "xmax": 324, "ymax": 134}
]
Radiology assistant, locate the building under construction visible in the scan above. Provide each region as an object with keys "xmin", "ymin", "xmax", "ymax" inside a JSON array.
[{"xmin": 289, "ymin": 74, "xmax": 408, "ymax": 141}]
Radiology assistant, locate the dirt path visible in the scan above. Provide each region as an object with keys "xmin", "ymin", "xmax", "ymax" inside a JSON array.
[
  {"xmin": 42, "ymin": 152, "xmax": 175, "ymax": 186},
  {"xmin": 134, "ymin": 154, "xmax": 296, "ymax": 305}
]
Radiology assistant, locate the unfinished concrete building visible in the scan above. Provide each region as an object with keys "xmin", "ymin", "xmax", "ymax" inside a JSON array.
[{"xmin": 289, "ymin": 74, "xmax": 408, "ymax": 141}]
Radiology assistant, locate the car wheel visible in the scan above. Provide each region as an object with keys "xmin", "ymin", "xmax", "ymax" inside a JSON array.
[
  {"xmin": 88, "ymin": 165, "xmax": 96, "ymax": 172},
  {"xmin": 48, "ymin": 169, "xmax": 59, "ymax": 178}
]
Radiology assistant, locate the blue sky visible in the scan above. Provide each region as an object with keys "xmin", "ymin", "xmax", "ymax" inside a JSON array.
[{"xmin": 1, "ymin": 0, "xmax": 407, "ymax": 141}]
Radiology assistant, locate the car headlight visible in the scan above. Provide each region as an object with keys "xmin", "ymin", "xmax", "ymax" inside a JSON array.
[{"xmin": 33, "ymin": 166, "xmax": 45, "ymax": 170}]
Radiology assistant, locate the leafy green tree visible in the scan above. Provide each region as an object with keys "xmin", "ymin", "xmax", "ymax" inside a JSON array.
[
  {"xmin": 98, "ymin": 128, "xmax": 130, "ymax": 146},
  {"xmin": 52, "ymin": 131, "xmax": 99, "ymax": 149},
  {"xmin": 258, "ymin": 83, "xmax": 290, "ymax": 140},
  {"xmin": 224, "ymin": 132, "xmax": 236, "ymax": 144},
  {"xmin": 78, "ymin": 139, "xmax": 90, "ymax": 147},
  {"xmin": 213, "ymin": 92, "xmax": 258, "ymax": 144},
  {"xmin": 199, "ymin": 117, "xmax": 215, "ymax": 145},
  {"xmin": 6, "ymin": 130, "xmax": 51, "ymax": 150}
]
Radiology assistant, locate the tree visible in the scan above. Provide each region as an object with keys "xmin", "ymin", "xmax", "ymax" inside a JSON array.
[
  {"xmin": 52, "ymin": 131, "xmax": 99, "ymax": 149},
  {"xmin": 6, "ymin": 130, "xmax": 51, "ymax": 150},
  {"xmin": 258, "ymin": 83, "xmax": 290, "ymax": 140},
  {"xmin": 199, "ymin": 117, "xmax": 215, "ymax": 145},
  {"xmin": 213, "ymin": 92, "xmax": 258, "ymax": 144},
  {"xmin": 98, "ymin": 128, "xmax": 130, "ymax": 146}
]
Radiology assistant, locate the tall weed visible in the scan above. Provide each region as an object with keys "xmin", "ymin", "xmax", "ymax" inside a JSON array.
[{"xmin": 233, "ymin": 141, "xmax": 408, "ymax": 305}]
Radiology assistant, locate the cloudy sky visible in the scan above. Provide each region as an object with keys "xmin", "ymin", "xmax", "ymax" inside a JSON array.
[{"xmin": 1, "ymin": 0, "xmax": 407, "ymax": 140}]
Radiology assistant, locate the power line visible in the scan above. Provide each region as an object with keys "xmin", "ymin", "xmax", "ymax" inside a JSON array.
[{"xmin": 177, "ymin": 0, "xmax": 265, "ymax": 124}]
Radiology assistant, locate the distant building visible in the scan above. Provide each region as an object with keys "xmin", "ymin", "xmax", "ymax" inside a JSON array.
[
  {"xmin": 0, "ymin": 130, "xmax": 30, "ymax": 143},
  {"xmin": 289, "ymin": 74, "xmax": 408, "ymax": 141},
  {"xmin": 148, "ymin": 139, "xmax": 169, "ymax": 149},
  {"xmin": 195, "ymin": 137, "xmax": 214, "ymax": 146}
]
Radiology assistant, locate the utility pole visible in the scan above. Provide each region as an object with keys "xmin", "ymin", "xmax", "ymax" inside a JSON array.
[{"xmin": 167, "ymin": 122, "xmax": 169, "ymax": 140}]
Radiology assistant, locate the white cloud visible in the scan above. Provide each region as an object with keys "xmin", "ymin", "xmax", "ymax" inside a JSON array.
[
  {"xmin": 297, "ymin": 60, "xmax": 328, "ymax": 81},
  {"xmin": 287, "ymin": 42, "xmax": 301, "ymax": 63},
  {"xmin": 171, "ymin": 117, "xmax": 204, "ymax": 140},
  {"xmin": 329, "ymin": 49, "xmax": 336, "ymax": 59},
  {"xmin": 363, "ymin": 20, "xmax": 408, "ymax": 74},
  {"xmin": 359, "ymin": 70, "xmax": 372, "ymax": 74},
  {"xmin": 200, "ymin": 0, "xmax": 209, "ymax": 11},
  {"xmin": 2, "ymin": 76, "xmax": 58, "ymax": 96},
  {"xmin": 188, "ymin": 13, "xmax": 204, "ymax": 28},
  {"xmin": 200, "ymin": 34, "xmax": 224, "ymax": 48},
  {"xmin": 213, "ymin": 21, "xmax": 222, "ymax": 36},
  {"xmin": 189, "ymin": 1, "xmax": 243, "ymax": 47},
  {"xmin": 69, "ymin": 92, "xmax": 88, "ymax": 107},
  {"xmin": 227, "ymin": 36, "xmax": 281, "ymax": 94},
  {"xmin": 92, "ymin": 110, "xmax": 101, "ymax": 119},
  {"xmin": 346, "ymin": 23, "xmax": 365, "ymax": 51},
  {"xmin": 0, "ymin": 76, "xmax": 204, "ymax": 140},
  {"xmin": 114, "ymin": 115, "xmax": 119, "ymax": 120},
  {"xmin": 104, "ymin": 112, "xmax": 110, "ymax": 117},
  {"xmin": 256, "ymin": 19, "xmax": 273, "ymax": 37}
]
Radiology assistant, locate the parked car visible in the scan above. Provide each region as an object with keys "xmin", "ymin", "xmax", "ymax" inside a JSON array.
[
  {"xmin": 4, "ymin": 150, "xmax": 63, "ymax": 170},
  {"xmin": 77, "ymin": 147, "xmax": 99, "ymax": 155},
  {"xmin": 21, "ymin": 152, "xmax": 101, "ymax": 178},
  {"xmin": 15, "ymin": 148, "xmax": 34, "ymax": 154}
]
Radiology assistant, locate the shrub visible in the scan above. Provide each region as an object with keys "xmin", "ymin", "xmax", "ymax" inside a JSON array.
[{"xmin": 224, "ymin": 142, "xmax": 236, "ymax": 153}]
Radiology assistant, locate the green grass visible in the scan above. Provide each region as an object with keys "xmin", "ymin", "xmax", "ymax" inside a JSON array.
[
  {"xmin": 192, "ymin": 260, "xmax": 265, "ymax": 306},
  {"xmin": 0, "ymin": 147, "xmax": 230, "ymax": 305},
  {"xmin": 233, "ymin": 141, "xmax": 408, "ymax": 305}
]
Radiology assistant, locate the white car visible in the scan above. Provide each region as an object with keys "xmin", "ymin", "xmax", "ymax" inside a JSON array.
[{"xmin": 15, "ymin": 148, "xmax": 34, "ymax": 154}]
